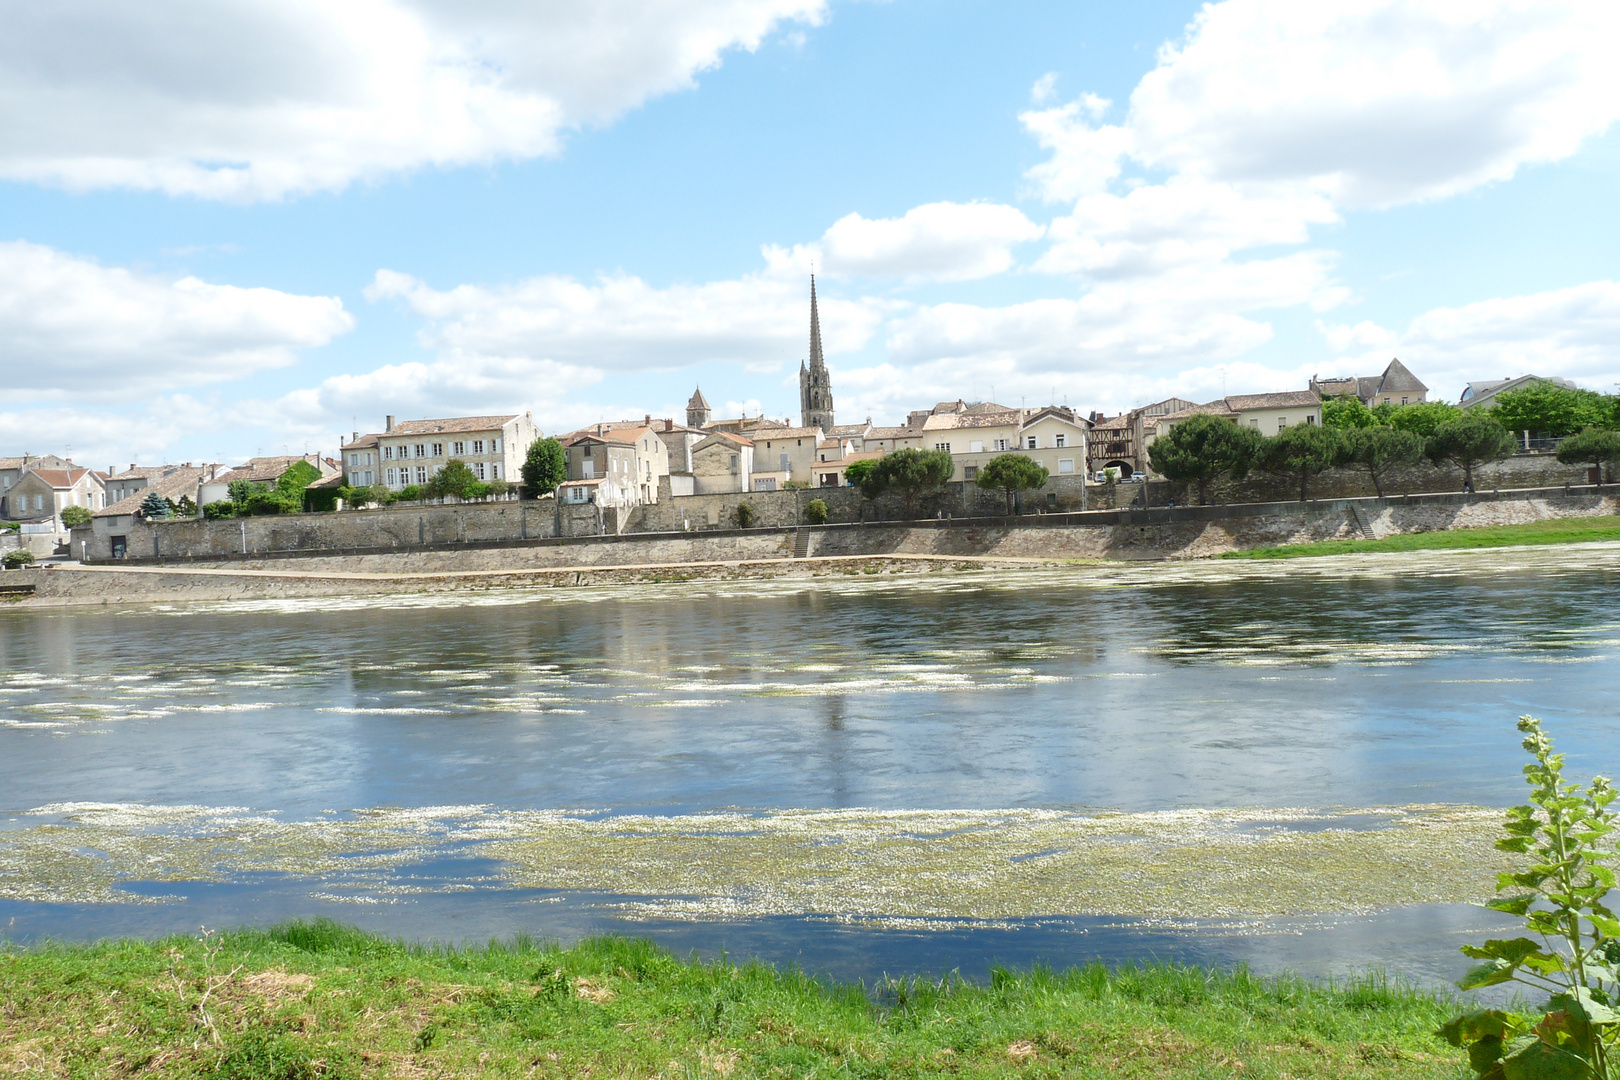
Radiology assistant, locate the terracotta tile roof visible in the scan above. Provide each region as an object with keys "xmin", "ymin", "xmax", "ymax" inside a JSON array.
[
  {"xmin": 215, "ymin": 456, "xmax": 324, "ymax": 484},
  {"xmin": 563, "ymin": 425, "xmax": 657, "ymax": 447},
  {"xmin": 1223, "ymin": 390, "xmax": 1320, "ymax": 411},
  {"xmin": 19, "ymin": 467, "xmax": 91, "ymax": 489},
  {"xmin": 386, "ymin": 415, "xmax": 519, "ymax": 436},
  {"xmin": 95, "ymin": 466, "xmax": 208, "ymax": 518},
  {"xmin": 864, "ymin": 426, "xmax": 918, "ymax": 439}
]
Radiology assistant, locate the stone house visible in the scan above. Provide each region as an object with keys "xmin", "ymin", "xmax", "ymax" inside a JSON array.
[
  {"xmin": 5, "ymin": 466, "xmax": 105, "ymax": 531},
  {"xmin": 561, "ymin": 423, "xmax": 670, "ymax": 505},
  {"xmin": 919, "ymin": 404, "xmax": 1090, "ymax": 484},
  {"xmin": 1458, "ymin": 374, "xmax": 1579, "ymax": 410},
  {"xmin": 88, "ymin": 464, "xmax": 210, "ymax": 559},
  {"xmin": 1309, "ymin": 358, "xmax": 1428, "ymax": 407},
  {"xmin": 748, "ymin": 427, "xmax": 825, "ymax": 486},
  {"xmin": 341, "ymin": 413, "xmax": 540, "ymax": 492},
  {"xmin": 860, "ymin": 426, "xmax": 924, "ymax": 453},
  {"xmin": 690, "ymin": 431, "xmax": 754, "ymax": 494},
  {"xmin": 1222, "ymin": 390, "xmax": 1323, "ymax": 436},
  {"xmin": 1, "ymin": 454, "xmax": 76, "ymax": 518}
]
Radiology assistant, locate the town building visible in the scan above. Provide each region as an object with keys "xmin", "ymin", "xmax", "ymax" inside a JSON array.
[
  {"xmin": 1458, "ymin": 374, "xmax": 1579, "ymax": 410},
  {"xmin": 4, "ymin": 465, "xmax": 105, "ymax": 532},
  {"xmin": 1086, "ymin": 398, "xmax": 1199, "ymax": 477},
  {"xmin": 690, "ymin": 431, "xmax": 755, "ymax": 494},
  {"xmin": 340, "ymin": 413, "xmax": 540, "ymax": 491},
  {"xmin": 89, "ymin": 464, "xmax": 212, "ymax": 559},
  {"xmin": 918, "ymin": 403, "xmax": 1090, "ymax": 483},
  {"xmin": 1222, "ymin": 390, "xmax": 1323, "ymax": 435},
  {"xmin": 559, "ymin": 422, "xmax": 670, "ymax": 506},
  {"xmin": 1, "ymin": 454, "xmax": 77, "ymax": 519},
  {"xmin": 1309, "ymin": 359, "xmax": 1428, "ymax": 407},
  {"xmin": 198, "ymin": 454, "xmax": 338, "ymax": 508}
]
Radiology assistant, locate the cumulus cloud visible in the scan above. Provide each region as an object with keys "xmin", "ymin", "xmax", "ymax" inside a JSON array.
[
  {"xmin": 1320, "ymin": 281, "xmax": 1620, "ymax": 400},
  {"xmin": 0, "ymin": 241, "xmax": 353, "ymax": 401},
  {"xmin": 0, "ymin": 0, "xmax": 824, "ymax": 200},
  {"xmin": 801, "ymin": 202, "xmax": 1045, "ymax": 282}
]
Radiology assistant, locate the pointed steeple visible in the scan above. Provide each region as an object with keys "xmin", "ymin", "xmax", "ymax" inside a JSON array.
[
  {"xmin": 808, "ymin": 275, "xmax": 826, "ymax": 376},
  {"xmin": 799, "ymin": 275, "xmax": 834, "ymax": 431}
]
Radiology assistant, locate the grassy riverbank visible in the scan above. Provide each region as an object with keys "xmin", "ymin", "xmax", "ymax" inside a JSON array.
[
  {"xmin": 0, "ymin": 922, "xmax": 1465, "ymax": 1078},
  {"xmin": 1224, "ymin": 513, "xmax": 1620, "ymax": 560}
]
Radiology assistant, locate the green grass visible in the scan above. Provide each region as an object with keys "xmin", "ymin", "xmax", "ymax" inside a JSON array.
[
  {"xmin": 0, "ymin": 920, "xmax": 1466, "ymax": 1078},
  {"xmin": 1223, "ymin": 514, "xmax": 1620, "ymax": 560}
]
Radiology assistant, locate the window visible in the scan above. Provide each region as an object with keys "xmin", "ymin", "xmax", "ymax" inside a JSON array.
[
  {"xmin": 1401, "ymin": 397, "xmax": 1409, "ymax": 405},
  {"xmin": 963, "ymin": 466, "xmax": 978, "ymax": 480},
  {"xmin": 993, "ymin": 439, "xmax": 1009, "ymax": 451},
  {"xmin": 415, "ymin": 444, "xmax": 426, "ymax": 458},
  {"xmin": 582, "ymin": 459, "xmax": 595, "ymax": 479},
  {"xmin": 729, "ymin": 454, "xmax": 739, "ymax": 468},
  {"xmin": 493, "ymin": 438, "xmax": 501, "ymax": 452},
  {"xmin": 490, "ymin": 463, "xmax": 499, "ymax": 480},
  {"xmin": 415, "ymin": 465, "xmax": 427, "ymax": 484},
  {"xmin": 1305, "ymin": 415, "xmax": 1316, "ymax": 425},
  {"xmin": 1250, "ymin": 419, "xmax": 1260, "ymax": 428},
  {"xmin": 969, "ymin": 440, "xmax": 984, "ymax": 453},
  {"xmin": 935, "ymin": 442, "xmax": 951, "ymax": 452},
  {"xmin": 475, "ymin": 462, "xmax": 486, "ymax": 480},
  {"xmin": 1277, "ymin": 418, "xmax": 1288, "ymax": 430},
  {"xmin": 453, "ymin": 441, "xmax": 466, "ymax": 455},
  {"xmin": 1025, "ymin": 436, "xmax": 1038, "ymax": 449},
  {"xmin": 385, "ymin": 468, "xmax": 396, "ymax": 486},
  {"xmin": 1054, "ymin": 434, "xmax": 1066, "ymax": 448},
  {"xmin": 778, "ymin": 453, "xmax": 790, "ymax": 472},
  {"xmin": 473, "ymin": 440, "xmax": 485, "ymax": 454},
  {"xmin": 431, "ymin": 443, "xmax": 443, "ymax": 457},
  {"xmin": 35, "ymin": 494, "xmax": 44, "ymax": 511},
  {"xmin": 1058, "ymin": 458, "xmax": 1075, "ymax": 474},
  {"xmin": 383, "ymin": 445, "xmax": 394, "ymax": 460}
]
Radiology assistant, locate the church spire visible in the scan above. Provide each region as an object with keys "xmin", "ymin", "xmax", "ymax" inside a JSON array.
[
  {"xmin": 808, "ymin": 274, "xmax": 826, "ymax": 376},
  {"xmin": 799, "ymin": 275, "xmax": 834, "ymax": 431}
]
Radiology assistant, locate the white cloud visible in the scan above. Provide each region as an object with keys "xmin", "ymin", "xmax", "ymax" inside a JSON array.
[
  {"xmin": 0, "ymin": 0, "xmax": 825, "ymax": 200},
  {"xmin": 1320, "ymin": 280, "xmax": 1620, "ymax": 401},
  {"xmin": 0, "ymin": 241, "xmax": 353, "ymax": 401},
  {"xmin": 807, "ymin": 202, "xmax": 1045, "ymax": 282}
]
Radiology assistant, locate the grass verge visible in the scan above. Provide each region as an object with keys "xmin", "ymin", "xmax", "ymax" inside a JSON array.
[
  {"xmin": 1223, "ymin": 513, "xmax": 1620, "ymax": 560},
  {"xmin": 0, "ymin": 920, "xmax": 1464, "ymax": 1078}
]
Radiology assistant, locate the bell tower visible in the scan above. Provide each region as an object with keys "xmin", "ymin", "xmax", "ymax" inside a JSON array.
[{"xmin": 798, "ymin": 276, "xmax": 834, "ymax": 431}]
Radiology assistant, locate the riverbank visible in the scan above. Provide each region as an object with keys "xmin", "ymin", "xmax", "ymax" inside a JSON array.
[
  {"xmin": 1, "ymin": 921, "xmax": 1463, "ymax": 1078},
  {"xmin": 1223, "ymin": 513, "xmax": 1620, "ymax": 560}
]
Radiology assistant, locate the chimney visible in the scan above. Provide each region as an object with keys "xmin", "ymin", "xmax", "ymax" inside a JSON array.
[
  {"xmin": 664, "ymin": 419, "xmax": 673, "ymax": 431},
  {"xmin": 385, "ymin": 415, "xmax": 395, "ymax": 433},
  {"xmin": 644, "ymin": 414, "xmax": 652, "ymax": 427},
  {"xmin": 129, "ymin": 463, "xmax": 136, "ymax": 473},
  {"xmin": 108, "ymin": 465, "xmax": 114, "ymax": 476}
]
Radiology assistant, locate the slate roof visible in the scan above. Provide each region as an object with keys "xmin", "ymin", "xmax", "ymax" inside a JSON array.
[
  {"xmin": 687, "ymin": 387, "xmax": 711, "ymax": 410},
  {"xmin": 1375, "ymin": 358, "xmax": 1427, "ymax": 394}
]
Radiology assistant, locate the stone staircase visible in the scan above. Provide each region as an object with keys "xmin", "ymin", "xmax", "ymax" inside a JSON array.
[
  {"xmin": 1349, "ymin": 504, "xmax": 1378, "ymax": 541},
  {"xmin": 792, "ymin": 528, "xmax": 812, "ymax": 558}
]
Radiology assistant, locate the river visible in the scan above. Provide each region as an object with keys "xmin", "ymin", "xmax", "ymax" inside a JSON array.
[{"xmin": 3, "ymin": 544, "xmax": 1617, "ymax": 987}]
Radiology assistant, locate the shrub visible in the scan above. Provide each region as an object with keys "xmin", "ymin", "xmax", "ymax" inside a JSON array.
[
  {"xmin": 465, "ymin": 481, "xmax": 491, "ymax": 500},
  {"xmin": 424, "ymin": 460, "xmax": 479, "ymax": 500},
  {"xmin": 804, "ymin": 498, "xmax": 829, "ymax": 525},
  {"xmin": 1440, "ymin": 716, "xmax": 1618, "ymax": 1079},
  {"xmin": 733, "ymin": 502, "xmax": 758, "ymax": 528},
  {"xmin": 487, "ymin": 478, "xmax": 512, "ymax": 498},
  {"xmin": 396, "ymin": 484, "xmax": 421, "ymax": 503},
  {"xmin": 202, "ymin": 500, "xmax": 236, "ymax": 520},
  {"xmin": 242, "ymin": 491, "xmax": 290, "ymax": 516},
  {"xmin": 1322, "ymin": 396, "xmax": 1378, "ymax": 429},
  {"xmin": 60, "ymin": 505, "xmax": 92, "ymax": 528},
  {"xmin": 3, "ymin": 549, "xmax": 36, "ymax": 569}
]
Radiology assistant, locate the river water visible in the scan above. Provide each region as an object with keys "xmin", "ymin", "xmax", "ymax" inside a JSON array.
[{"xmin": 2, "ymin": 545, "xmax": 1617, "ymax": 986}]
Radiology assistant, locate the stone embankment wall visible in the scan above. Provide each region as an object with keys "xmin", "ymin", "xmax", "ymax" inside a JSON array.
[
  {"xmin": 1088, "ymin": 450, "xmax": 1593, "ymax": 510},
  {"xmin": 18, "ymin": 489, "xmax": 1616, "ymax": 607}
]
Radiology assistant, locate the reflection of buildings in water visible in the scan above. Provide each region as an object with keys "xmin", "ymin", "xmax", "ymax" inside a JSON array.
[{"xmin": 818, "ymin": 694, "xmax": 851, "ymax": 806}]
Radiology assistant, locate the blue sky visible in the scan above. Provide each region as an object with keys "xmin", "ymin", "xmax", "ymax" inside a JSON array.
[{"xmin": 2, "ymin": 0, "xmax": 1617, "ymax": 467}]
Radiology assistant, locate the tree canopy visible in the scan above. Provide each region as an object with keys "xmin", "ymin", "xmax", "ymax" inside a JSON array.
[
  {"xmin": 1258, "ymin": 424, "xmax": 1349, "ymax": 501},
  {"xmin": 521, "ymin": 438, "xmax": 567, "ymax": 498},
  {"xmin": 138, "ymin": 490, "xmax": 172, "ymax": 520},
  {"xmin": 1488, "ymin": 382, "xmax": 1608, "ymax": 437},
  {"xmin": 424, "ymin": 460, "xmax": 480, "ymax": 500},
  {"xmin": 1426, "ymin": 413, "xmax": 1516, "ymax": 491},
  {"xmin": 1385, "ymin": 401, "xmax": 1461, "ymax": 439},
  {"xmin": 975, "ymin": 454, "xmax": 1049, "ymax": 515},
  {"xmin": 1344, "ymin": 425, "xmax": 1425, "ymax": 497},
  {"xmin": 842, "ymin": 459, "xmax": 879, "ymax": 493},
  {"xmin": 1146, "ymin": 413, "xmax": 1262, "ymax": 505},
  {"xmin": 866, "ymin": 448, "xmax": 954, "ymax": 517},
  {"xmin": 60, "ymin": 505, "xmax": 92, "ymax": 528},
  {"xmin": 1555, "ymin": 426, "xmax": 1620, "ymax": 485},
  {"xmin": 1321, "ymin": 397, "xmax": 1377, "ymax": 429}
]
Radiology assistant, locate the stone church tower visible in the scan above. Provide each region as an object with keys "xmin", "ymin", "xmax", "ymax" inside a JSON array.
[
  {"xmin": 799, "ymin": 276, "xmax": 834, "ymax": 431},
  {"xmin": 686, "ymin": 386, "xmax": 711, "ymax": 429}
]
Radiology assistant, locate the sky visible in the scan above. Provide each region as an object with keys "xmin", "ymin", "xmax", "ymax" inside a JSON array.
[{"xmin": 2, "ymin": 0, "xmax": 1618, "ymax": 469}]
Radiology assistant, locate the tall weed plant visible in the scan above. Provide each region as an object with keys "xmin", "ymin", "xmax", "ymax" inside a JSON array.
[{"xmin": 1442, "ymin": 716, "xmax": 1619, "ymax": 1078}]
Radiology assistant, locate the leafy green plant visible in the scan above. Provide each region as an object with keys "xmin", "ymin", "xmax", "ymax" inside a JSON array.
[
  {"xmin": 202, "ymin": 500, "xmax": 236, "ymax": 520},
  {"xmin": 1557, "ymin": 428, "xmax": 1620, "ymax": 487},
  {"xmin": 841, "ymin": 459, "xmax": 877, "ymax": 493},
  {"xmin": 1491, "ymin": 383, "xmax": 1609, "ymax": 438},
  {"xmin": 1323, "ymin": 396, "xmax": 1379, "ymax": 429},
  {"xmin": 521, "ymin": 437, "xmax": 566, "ymax": 498},
  {"xmin": 1345, "ymin": 425, "xmax": 1425, "ymax": 497},
  {"xmin": 1147, "ymin": 413, "xmax": 1263, "ymax": 505},
  {"xmin": 138, "ymin": 489, "xmax": 172, "ymax": 520},
  {"xmin": 1258, "ymin": 424, "xmax": 1348, "ymax": 501},
  {"xmin": 1441, "ymin": 716, "xmax": 1618, "ymax": 1079},
  {"xmin": 733, "ymin": 502, "xmax": 757, "ymax": 528},
  {"xmin": 424, "ymin": 460, "xmax": 479, "ymax": 500},
  {"xmin": 1387, "ymin": 401, "xmax": 1462, "ymax": 439},
  {"xmin": 804, "ymin": 498, "xmax": 828, "ymax": 525},
  {"xmin": 866, "ymin": 448, "xmax": 954, "ymax": 517},
  {"xmin": 3, "ymin": 549, "xmax": 36, "ymax": 569},
  {"xmin": 464, "ymin": 481, "xmax": 491, "ymax": 500},
  {"xmin": 395, "ymin": 484, "xmax": 421, "ymax": 502},
  {"xmin": 60, "ymin": 505, "xmax": 92, "ymax": 528}
]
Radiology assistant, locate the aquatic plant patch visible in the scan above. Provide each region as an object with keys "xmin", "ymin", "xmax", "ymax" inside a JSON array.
[
  {"xmin": 0, "ymin": 804, "xmax": 1515, "ymax": 923},
  {"xmin": 1224, "ymin": 515, "xmax": 1620, "ymax": 560}
]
